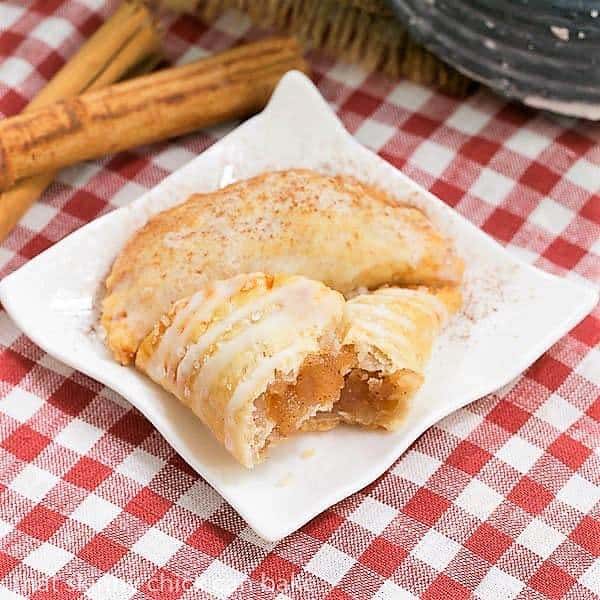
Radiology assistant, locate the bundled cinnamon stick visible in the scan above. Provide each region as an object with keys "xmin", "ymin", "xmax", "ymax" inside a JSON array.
[
  {"xmin": 0, "ymin": 0, "xmax": 161, "ymax": 240},
  {"xmin": 0, "ymin": 38, "xmax": 307, "ymax": 193}
]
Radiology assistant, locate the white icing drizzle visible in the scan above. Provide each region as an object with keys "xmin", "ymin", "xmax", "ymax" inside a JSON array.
[
  {"xmin": 343, "ymin": 287, "xmax": 452, "ymax": 374},
  {"xmin": 191, "ymin": 310, "xmax": 298, "ymax": 401},
  {"xmin": 144, "ymin": 273, "xmax": 344, "ymax": 466},
  {"xmin": 175, "ymin": 280, "xmax": 306, "ymax": 391},
  {"xmin": 150, "ymin": 288, "xmax": 217, "ymax": 379}
]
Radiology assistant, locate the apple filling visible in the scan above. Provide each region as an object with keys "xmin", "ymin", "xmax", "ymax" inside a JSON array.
[{"xmin": 334, "ymin": 368, "xmax": 421, "ymax": 429}]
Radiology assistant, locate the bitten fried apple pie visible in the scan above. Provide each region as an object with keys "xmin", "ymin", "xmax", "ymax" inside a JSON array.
[{"xmin": 101, "ymin": 170, "xmax": 463, "ymax": 467}]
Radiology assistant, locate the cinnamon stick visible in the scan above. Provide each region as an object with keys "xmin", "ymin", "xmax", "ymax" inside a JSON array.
[
  {"xmin": 0, "ymin": 0, "xmax": 160, "ymax": 240},
  {"xmin": 27, "ymin": 1, "xmax": 158, "ymax": 110},
  {"xmin": 0, "ymin": 37, "xmax": 308, "ymax": 192}
]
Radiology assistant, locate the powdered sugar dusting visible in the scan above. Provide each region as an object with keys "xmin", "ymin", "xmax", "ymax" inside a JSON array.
[{"xmin": 445, "ymin": 260, "xmax": 517, "ymax": 345}]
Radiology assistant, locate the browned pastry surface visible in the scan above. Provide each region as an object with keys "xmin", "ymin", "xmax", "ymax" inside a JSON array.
[{"xmin": 102, "ymin": 169, "xmax": 463, "ymax": 365}]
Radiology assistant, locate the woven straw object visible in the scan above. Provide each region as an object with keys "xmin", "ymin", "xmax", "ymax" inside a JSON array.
[{"xmin": 158, "ymin": 0, "xmax": 473, "ymax": 95}]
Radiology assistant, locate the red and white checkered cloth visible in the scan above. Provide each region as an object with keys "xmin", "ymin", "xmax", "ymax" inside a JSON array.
[{"xmin": 0, "ymin": 2, "xmax": 598, "ymax": 599}]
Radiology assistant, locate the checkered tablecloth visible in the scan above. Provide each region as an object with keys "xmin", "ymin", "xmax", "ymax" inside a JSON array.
[{"xmin": 0, "ymin": 2, "xmax": 598, "ymax": 599}]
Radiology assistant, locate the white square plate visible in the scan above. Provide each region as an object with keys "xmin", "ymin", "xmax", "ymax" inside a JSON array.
[{"xmin": 0, "ymin": 72, "xmax": 597, "ymax": 541}]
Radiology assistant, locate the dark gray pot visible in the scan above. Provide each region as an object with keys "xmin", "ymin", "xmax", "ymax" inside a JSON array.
[{"xmin": 388, "ymin": 0, "xmax": 600, "ymax": 118}]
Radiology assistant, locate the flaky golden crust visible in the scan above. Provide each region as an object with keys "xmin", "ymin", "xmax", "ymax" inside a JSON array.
[
  {"xmin": 102, "ymin": 169, "xmax": 463, "ymax": 364},
  {"xmin": 135, "ymin": 273, "xmax": 346, "ymax": 468},
  {"xmin": 306, "ymin": 285, "xmax": 462, "ymax": 431}
]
